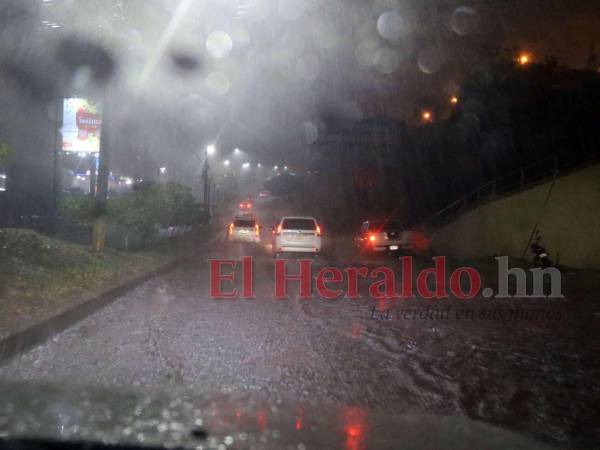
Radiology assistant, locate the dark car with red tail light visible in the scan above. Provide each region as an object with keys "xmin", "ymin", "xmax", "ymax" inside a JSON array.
[{"xmin": 354, "ymin": 219, "xmax": 413, "ymax": 254}]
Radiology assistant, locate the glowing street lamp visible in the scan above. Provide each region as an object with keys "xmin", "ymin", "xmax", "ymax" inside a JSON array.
[
  {"xmin": 223, "ymin": 159, "xmax": 230, "ymax": 167},
  {"xmin": 450, "ymin": 96, "xmax": 458, "ymax": 105},
  {"xmin": 206, "ymin": 144, "xmax": 216, "ymax": 155},
  {"xmin": 518, "ymin": 53, "xmax": 531, "ymax": 65},
  {"xmin": 233, "ymin": 148, "xmax": 242, "ymax": 156},
  {"xmin": 421, "ymin": 111, "xmax": 432, "ymax": 122},
  {"xmin": 283, "ymin": 166, "xmax": 288, "ymax": 170},
  {"xmin": 242, "ymin": 162, "xmax": 250, "ymax": 169},
  {"xmin": 273, "ymin": 165, "xmax": 278, "ymax": 170}
]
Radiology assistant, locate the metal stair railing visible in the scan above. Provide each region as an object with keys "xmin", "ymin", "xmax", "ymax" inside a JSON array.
[{"xmin": 429, "ymin": 152, "xmax": 597, "ymax": 230}]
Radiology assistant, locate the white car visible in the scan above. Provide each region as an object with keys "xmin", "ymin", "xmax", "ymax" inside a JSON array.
[
  {"xmin": 227, "ymin": 215, "xmax": 261, "ymax": 244},
  {"xmin": 273, "ymin": 216, "xmax": 322, "ymax": 255}
]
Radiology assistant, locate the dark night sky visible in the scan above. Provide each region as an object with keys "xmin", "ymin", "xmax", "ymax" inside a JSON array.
[
  {"xmin": 358, "ymin": 0, "xmax": 600, "ymax": 121},
  {"xmin": 1, "ymin": 0, "xmax": 599, "ymax": 173}
]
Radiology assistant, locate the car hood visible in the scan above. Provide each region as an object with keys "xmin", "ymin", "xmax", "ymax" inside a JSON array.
[{"xmin": 0, "ymin": 381, "xmax": 547, "ymax": 449}]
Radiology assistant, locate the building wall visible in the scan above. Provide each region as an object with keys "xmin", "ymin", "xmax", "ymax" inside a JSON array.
[{"xmin": 431, "ymin": 163, "xmax": 600, "ymax": 269}]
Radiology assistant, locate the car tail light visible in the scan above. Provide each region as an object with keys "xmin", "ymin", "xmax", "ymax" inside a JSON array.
[
  {"xmin": 229, "ymin": 223, "xmax": 234, "ymax": 234},
  {"xmin": 276, "ymin": 224, "xmax": 282, "ymax": 235},
  {"xmin": 369, "ymin": 233, "xmax": 376, "ymax": 242},
  {"xmin": 239, "ymin": 203, "xmax": 244, "ymax": 208},
  {"xmin": 255, "ymin": 224, "xmax": 260, "ymax": 236},
  {"xmin": 316, "ymin": 225, "xmax": 322, "ymax": 236}
]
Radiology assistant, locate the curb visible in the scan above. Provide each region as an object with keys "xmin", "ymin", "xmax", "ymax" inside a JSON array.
[{"xmin": 0, "ymin": 243, "xmax": 206, "ymax": 366}]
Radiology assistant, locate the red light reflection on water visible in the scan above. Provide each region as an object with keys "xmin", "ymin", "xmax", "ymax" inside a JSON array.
[
  {"xmin": 257, "ymin": 411, "xmax": 268, "ymax": 431},
  {"xmin": 350, "ymin": 322, "xmax": 365, "ymax": 338},
  {"xmin": 342, "ymin": 407, "xmax": 367, "ymax": 450},
  {"xmin": 294, "ymin": 407, "xmax": 305, "ymax": 431}
]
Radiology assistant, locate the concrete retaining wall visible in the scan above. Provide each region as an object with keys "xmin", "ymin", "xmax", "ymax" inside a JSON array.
[{"xmin": 432, "ymin": 163, "xmax": 600, "ymax": 269}]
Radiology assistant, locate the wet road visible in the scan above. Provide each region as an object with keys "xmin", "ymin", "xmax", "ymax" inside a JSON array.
[{"xmin": 1, "ymin": 227, "xmax": 599, "ymax": 447}]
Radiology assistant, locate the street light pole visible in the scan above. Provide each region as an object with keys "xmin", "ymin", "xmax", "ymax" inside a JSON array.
[
  {"xmin": 202, "ymin": 160, "xmax": 209, "ymax": 208},
  {"xmin": 201, "ymin": 146, "xmax": 213, "ymax": 224}
]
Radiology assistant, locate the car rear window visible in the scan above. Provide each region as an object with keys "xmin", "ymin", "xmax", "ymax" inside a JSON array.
[
  {"xmin": 281, "ymin": 218, "xmax": 316, "ymax": 230},
  {"xmin": 234, "ymin": 219, "xmax": 255, "ymax": 227},
  {"xmin": 368, "ymin": 221, "xmax": 402, "ymax": 231}
]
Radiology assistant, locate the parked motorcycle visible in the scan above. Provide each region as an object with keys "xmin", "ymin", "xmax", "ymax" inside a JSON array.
[{"xmin": 530, "ymin": 231, "xmax": 552, "ymax": 268}]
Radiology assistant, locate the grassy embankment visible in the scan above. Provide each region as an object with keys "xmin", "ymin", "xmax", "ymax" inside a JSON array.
[{"xmin": 0, "ymin": 228, "xmax": 191, "ymax": 339}]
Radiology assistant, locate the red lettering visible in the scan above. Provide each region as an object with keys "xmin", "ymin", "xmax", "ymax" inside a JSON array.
[
  {"xmin": 345, "ymin": 266, "xmax": 368, "ymax": 299},
  {"xmin": 274, "ymin": 259, "xmax": 312, "ymax": 299},
  {"xmin": 399, "ymin": 256, "xmax": 414, "ymax": 298},
  {"xmin": 450, "ymin": 267, "xmax": 481, "ymax": 299},
  {"xmin": 416, "ymin": 256, "xmax": 448, "ymax": 299},
  {"xmin": 209, "ymin": 259, "xmax": 238, "ymax": 298},
  {"xmin": 241, "ymin": 256, "xmax": 254, "ymax": 298},
  {"xmin": 369, "ymin": 267, "xmax": 398, "ymax": 300},
  {"xmin": 316, "ymin": 267, "xmax": 343, "ymax": 300}
]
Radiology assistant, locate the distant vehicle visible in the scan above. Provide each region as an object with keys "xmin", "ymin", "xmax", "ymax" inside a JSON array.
[
  {"xmin": 258, "ymin": 190, "xmax": 271, "ymax": 198},
  {"xmin": 227, "ymin": 215, "xmax": 261, "ymax": 244},
  {"xmin": 354, "ymin": 219, "xmax": 412, "ymax": 254},
  {"xmin": 273, "ymin": 216, "xmax": 322, "ymax": 256},
  {"xmin": 238, "ymin": 199, "xmax": 253, "ymax": 212}
]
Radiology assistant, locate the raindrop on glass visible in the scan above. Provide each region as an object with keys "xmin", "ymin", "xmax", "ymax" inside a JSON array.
[
  {"xmin": 206, "ymin": 31, "xmax": 233, "ymax": 59},
  {"xmin": 377, "ymin": 11, "xmax": 405, "ymax": 40}
]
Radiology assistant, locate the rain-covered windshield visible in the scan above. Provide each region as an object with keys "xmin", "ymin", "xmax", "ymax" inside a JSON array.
[{"xmin": 1, "ymin": 0, "xmax": 599, "ymax": 448}]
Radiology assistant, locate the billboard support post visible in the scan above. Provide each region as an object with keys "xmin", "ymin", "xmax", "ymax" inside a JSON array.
[
  {"xmin": 93, "ymin": 101, "xmax": 109, "ymax": 252},
  {"xmin": 89, "ymin": 155, "xmax": 97, "ymax": 197}
]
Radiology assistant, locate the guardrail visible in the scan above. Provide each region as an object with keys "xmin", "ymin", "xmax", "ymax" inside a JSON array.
[{"xmin": 429, "ymin": 152, "xmax": 598, "ymax": 230}]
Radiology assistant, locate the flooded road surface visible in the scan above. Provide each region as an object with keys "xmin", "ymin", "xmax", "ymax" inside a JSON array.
[{"xmin": 1, "ymin": 236, "xmax": 599, "ymax": 448}]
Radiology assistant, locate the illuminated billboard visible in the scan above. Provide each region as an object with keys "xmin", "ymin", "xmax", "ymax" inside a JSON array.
[{"xmin": 61, "ymin": 98, "xmax": 102, "ymax": 153}]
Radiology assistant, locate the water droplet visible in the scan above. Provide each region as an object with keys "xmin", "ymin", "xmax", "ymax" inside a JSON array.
[
  {"xmin": 377, "ymin": 11, "xmax": 405, "ymax": 40},
  {"xmin": 206, "ymin": 31, "xmax": 233, "ymax": 59},
  {"xmin": 417, "ymin": 46, "xmax": 446, "ymax": 74},
  {"xmin": 450, "ymin": 6, "xmax": 479, "ymax": 36}
]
